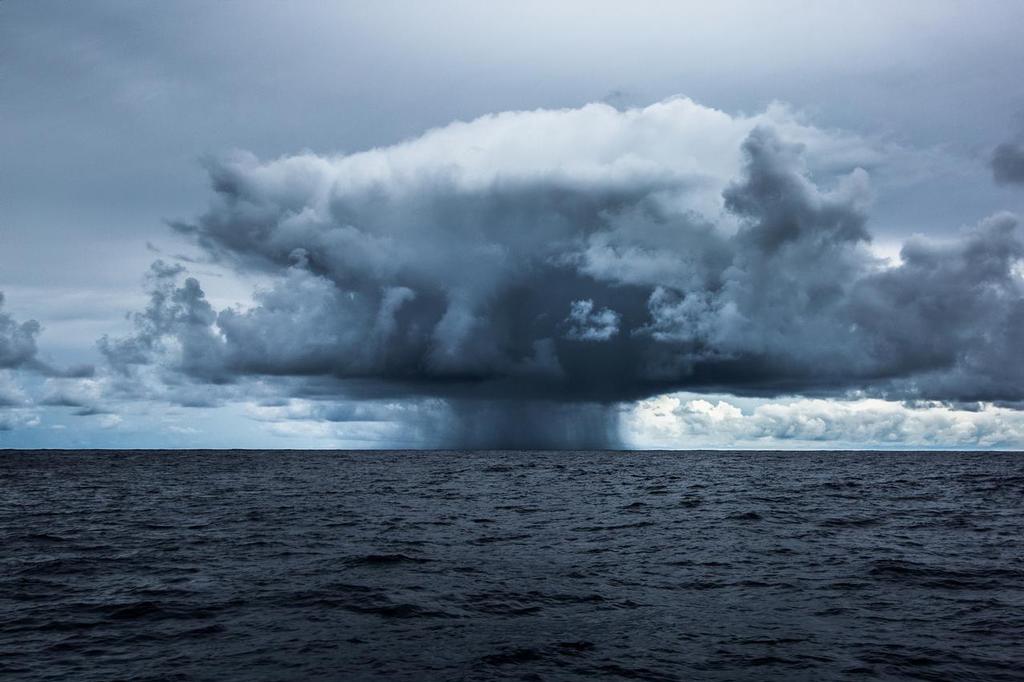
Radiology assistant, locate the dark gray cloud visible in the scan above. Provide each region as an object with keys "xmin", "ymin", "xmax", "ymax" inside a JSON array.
[
  {"xmin": 0, "ymin": 293, "xmax": 41, "ymax": 371},
  {"xmin": 100, "ymin": 108, "xmax": 1024, "ymax": 447},
  {"xmin": 38, "ymin": 377, "xmax": 111, "ymax": 417},
  {"xmin": 850, "ymin": 212, "xmax": 1024, "ymax": 401},
  {"xmin": 0, "ymin": 292, "xmax": 99, "ymax": 434},
  {"xmin": 991, "ymin": 142, "xmax": 1024, "ymax": 185},
  {"xmin": 0, "ymin": 293, "xmax": 94, "ymax": 380},
  {"xmin": 99, "ymin": 261, "xmax": 224, "ymax": 381}
]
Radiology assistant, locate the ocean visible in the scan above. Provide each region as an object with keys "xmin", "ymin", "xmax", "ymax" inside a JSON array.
[{"xmin": 1, "ymin": 450, "xmax": 1022, "ymax": 681}]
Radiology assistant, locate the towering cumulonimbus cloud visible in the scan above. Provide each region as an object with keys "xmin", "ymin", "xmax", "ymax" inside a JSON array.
[{"xmin": 102, "ymin": 98, "xmax": 1024, "ymax": 447}]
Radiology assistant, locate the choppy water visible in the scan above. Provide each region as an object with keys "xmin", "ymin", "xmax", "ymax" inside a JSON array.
[{"xmin": 1, "ymin": 450, "xmax": 1023, "ymax": 681}]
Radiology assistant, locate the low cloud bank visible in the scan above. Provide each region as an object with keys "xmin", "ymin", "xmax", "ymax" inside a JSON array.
[{"xmin": 626, "ymin": 394, "xmax": 1024, "ymax": 449}]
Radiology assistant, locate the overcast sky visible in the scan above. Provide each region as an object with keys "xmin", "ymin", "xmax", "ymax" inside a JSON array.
[{"xmin": 2, "ymin": 1, "xmax": 1024, "ymax": 449}]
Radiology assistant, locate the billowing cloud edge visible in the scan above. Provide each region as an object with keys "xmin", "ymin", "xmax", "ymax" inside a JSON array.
[{"xmin": 3, "ymin": 97, "xmax": 1024, "ymax": 448}]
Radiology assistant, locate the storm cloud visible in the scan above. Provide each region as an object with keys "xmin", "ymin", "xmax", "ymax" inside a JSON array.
[
  {"xmin": 0, "ymin": 293, "xmax": 42, "ymax": 371},
  {"xmin": 991, "ymin": 142, "xmax": 1024, "ymax": 185},
  {"xmin": 101, "ymin": 99, "xmax": 1024, "ymax": 447},
  {"xmin": 1, "ymin": 293, "xmax": 95, "ymax": 381}
]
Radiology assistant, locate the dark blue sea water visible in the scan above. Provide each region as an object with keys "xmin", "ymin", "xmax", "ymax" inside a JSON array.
[{"xmin": 1, "ymin": 450, "xmax": 1023, "ymax": 681}]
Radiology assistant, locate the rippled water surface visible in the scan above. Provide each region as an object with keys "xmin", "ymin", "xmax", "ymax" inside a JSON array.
[{"xmin": 2, "ymin": 450, "xmax": 1023, "ymax": 681}]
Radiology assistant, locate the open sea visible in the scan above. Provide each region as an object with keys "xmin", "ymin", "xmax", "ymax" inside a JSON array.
[{"xmin": 1, "ymin": 450, "xmax": 1022, "ymax": 681}]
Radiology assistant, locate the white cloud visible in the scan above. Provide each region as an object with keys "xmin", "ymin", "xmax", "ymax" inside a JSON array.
[
  {"xmin": 624, "ymin": 393, "xmax": 1024, "ymax": 449},
  {"xmin": 564, "ymin": 299, "xmax": 620, "ymax": 341}
]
